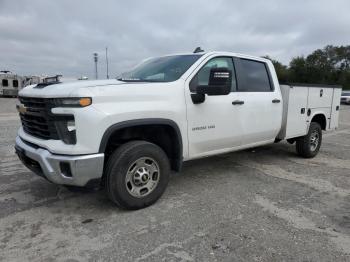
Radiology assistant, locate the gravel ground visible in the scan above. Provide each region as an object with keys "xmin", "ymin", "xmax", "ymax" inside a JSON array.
[{"xmin": 0, "ymin": 97, "xmax": 349, "ymax": 262}]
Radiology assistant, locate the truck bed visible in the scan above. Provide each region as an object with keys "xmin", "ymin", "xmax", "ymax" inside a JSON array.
[{"xmin": 277, "ymin": 84, "xmax": 342, "ymax": 140}]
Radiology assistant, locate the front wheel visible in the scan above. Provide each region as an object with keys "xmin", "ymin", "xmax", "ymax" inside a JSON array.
[
  {"xmin": 105, "ymin": 141, "xmax": 170, "ymax": 210},
  {"xmin": 296, "ymin": 122, "xmax": 322, "ymax": 158}
]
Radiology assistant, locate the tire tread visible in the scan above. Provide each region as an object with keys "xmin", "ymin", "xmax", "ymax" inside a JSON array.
[{"xmin": 296, "ymin": 122, "xmax": 322, "ymax": 158}]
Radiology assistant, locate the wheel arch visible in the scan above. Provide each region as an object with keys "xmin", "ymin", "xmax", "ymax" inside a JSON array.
[
  {"xmin": 99, "ymin": 118, "xmax": 183, "ymax": 171},
  {"xmin": 310, "ymin": 113, "xmax": 327, "ymax": 130}
]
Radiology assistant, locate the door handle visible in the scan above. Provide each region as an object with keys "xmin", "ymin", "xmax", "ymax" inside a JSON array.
[
  {"xmin": 232, "ymin": 100, "xmax": 244, "ymax": 105},
  {"xmin": 272, "ymin": 99, "xmax": 281, "ymax": 103}
]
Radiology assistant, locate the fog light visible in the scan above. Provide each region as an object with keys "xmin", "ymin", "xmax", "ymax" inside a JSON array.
[
  {"xmin": 67, "ymin": 120, "xmax": 76, "ymax": 132},
  {"xmin": 60, "ymin": 162, "xmax": 72, "ymax": 177}
]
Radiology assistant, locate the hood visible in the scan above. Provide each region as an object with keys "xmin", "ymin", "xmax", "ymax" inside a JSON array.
[{"xmin": 18, "ymin": 79, "xmax": 124, "ymax": 98}]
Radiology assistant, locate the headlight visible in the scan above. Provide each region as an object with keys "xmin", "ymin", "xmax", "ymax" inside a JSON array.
[{"xmin": 52, "ymin": 97, "xmax": 92, "ymax": 107}]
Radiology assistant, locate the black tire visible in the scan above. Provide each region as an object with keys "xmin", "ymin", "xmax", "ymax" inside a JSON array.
[
  {"xmin": 296, "ymin": 122, "xmax": 322, "ymax": 158},
  {"xmin": 105, "ymin": 141, "xmax": 170, "ymax": 210}
]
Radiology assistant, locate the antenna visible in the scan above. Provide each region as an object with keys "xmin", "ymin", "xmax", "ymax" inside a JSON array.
[
  {"xmin": 93, "ymin": 53, "xmax": 98, "ymax": 79},
  {"xmin": 193, "ymin": 47, "xmax": 204, "ymax": 53}
]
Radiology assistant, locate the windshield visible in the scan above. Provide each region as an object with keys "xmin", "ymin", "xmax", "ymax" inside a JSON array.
[
  {"xmin": 118, "ymin": 54, "xmax": 202, "ymax": 82},
  {"xmin": 342, "ymin": 92, "xmax": 350, "ymax": 96}
]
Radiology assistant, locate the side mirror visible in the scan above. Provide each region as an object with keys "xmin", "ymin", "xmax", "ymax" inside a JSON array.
[{"xmin": 196, "ymin": 67, "xmax": 232, "ymax": 96}]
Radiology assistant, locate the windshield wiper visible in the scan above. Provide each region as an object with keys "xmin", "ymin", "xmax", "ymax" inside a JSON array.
[
  {"xmin": 117, "ymin": 78, "xmax": 166, "ymax": 83},
  {"xmin": 117, "ymin": 77, "xmax": 142, "ymax": 82}
]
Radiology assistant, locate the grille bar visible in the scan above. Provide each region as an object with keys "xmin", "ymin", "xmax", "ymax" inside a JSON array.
[
  {"xmin": 19, "ymin": 97, "xmax": 46, "ymax": 108},
  {"xmin": 21, "ymin": 120, "xmax": 49, "ymax": 132},
  {"xmin": 20, "ymin": 116, "xmax": 47, "ymax": 127}
]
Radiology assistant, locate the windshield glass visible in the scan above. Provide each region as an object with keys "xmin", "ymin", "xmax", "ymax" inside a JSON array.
[
  {"xmin": 342, "ymin": 92, "xmax": 350, "ymax": 96},
  {"xmin": 118, "ymin": 54, "xmax": 202, "ymax": 82}
]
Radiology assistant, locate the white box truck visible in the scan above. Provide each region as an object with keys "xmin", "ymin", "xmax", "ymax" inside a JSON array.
[{"xmin": 15, "ymin": 50, "xmax": 342, "ymax": 209}]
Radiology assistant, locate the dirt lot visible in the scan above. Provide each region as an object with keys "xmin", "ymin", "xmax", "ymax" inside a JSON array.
[{"xmin": 0, "ymin": 97, "xmax": 349, "ymax": 262}]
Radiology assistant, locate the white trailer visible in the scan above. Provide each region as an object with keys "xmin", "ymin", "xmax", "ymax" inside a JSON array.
[
  {"xmin": 0, "ymin": 71, "xmax": 23, "ymax": 97},
  {"xmin": 0, "ymin": 71, "xmax": 46, "ymax": 97}
]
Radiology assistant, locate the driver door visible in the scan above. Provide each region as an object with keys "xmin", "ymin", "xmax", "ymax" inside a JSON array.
[{"xmin": 185, "ymin": 56, "xmax": 244, "ymax": 159}]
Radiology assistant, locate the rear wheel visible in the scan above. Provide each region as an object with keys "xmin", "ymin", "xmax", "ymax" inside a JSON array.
[
  {"xmin": 296, "ymin": 122, "xmax": 322, "ymax": 158},
  {"xmin": 105, "ymin": 141, "xmax": 170, "ymax": 210}
]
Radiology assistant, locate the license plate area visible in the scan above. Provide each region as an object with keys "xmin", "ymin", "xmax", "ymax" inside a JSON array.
[{"xmin": 15, "ymin": 145, "xmax": 44, "ymax": 177}]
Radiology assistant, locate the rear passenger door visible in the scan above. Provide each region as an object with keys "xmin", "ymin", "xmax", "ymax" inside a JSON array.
[{"xmin": 234, "ymin": 58, "xmax": 283, "ymax": 145}]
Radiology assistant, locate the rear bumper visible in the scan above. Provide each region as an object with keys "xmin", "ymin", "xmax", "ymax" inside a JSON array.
[{"xmin": 15, "ymin": 136, "xmax": 104, "ymax": 186}]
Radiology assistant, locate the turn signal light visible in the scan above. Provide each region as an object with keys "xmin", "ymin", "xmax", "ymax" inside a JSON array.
[{"xmin": 79, "ymin": 97, "xmax": 92, "ymax": 107}]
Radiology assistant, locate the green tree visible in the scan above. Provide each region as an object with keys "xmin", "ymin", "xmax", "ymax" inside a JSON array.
[
  {"xmin": 289, "ymin": 56, "xmax": 307, "ymax": 83},
  {"xmin": 262, "ymin": 56, "xmax": 289, "ymax": 83},
  {"xmin": 264, "ymin": 45, "xmax": 350, "ymax": 90}
]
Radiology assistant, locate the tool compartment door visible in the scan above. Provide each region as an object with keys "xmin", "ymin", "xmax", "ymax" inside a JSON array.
[
  {"xmin": 284, "ymin": 86, "xmax": 309, "ymax": 139},
  {"xmin": 308, "ymin": 87, "xmax": 333, "ymax": 109},
  {"xmin": 329, "ymin": 88, "xmax": 342, "ymax": 129}
]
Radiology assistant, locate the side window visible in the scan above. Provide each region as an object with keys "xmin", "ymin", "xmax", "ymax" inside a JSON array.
[
  {"xmin": 13, "ymin": 80, "xmax": 19, "ymax": 88},
  {"xmin": 2, "ymin": 79, "xmax": 8, "ymax": 87},
  {"xmin": 190, "ymin": 57, "xmax": 237, "ymax": 92},
  {"xmin": 239, "ymin": 59, "xmax": 272, "ymax": 92}
]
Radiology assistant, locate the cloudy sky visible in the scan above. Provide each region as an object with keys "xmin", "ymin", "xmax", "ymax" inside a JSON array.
[{"xmin": 1, "ymin": 0, "xmax": 349, "ymax": 79}]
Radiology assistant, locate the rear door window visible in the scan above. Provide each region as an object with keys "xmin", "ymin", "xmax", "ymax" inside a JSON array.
[{"xmin": 239, "ymin": 59, "xmax": 272, "ymax": 92}]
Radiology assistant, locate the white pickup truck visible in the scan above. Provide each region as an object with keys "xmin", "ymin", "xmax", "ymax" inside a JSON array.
[{"xmin": 15, "ymin": 50, "xmax": 342, "ymax": 209}]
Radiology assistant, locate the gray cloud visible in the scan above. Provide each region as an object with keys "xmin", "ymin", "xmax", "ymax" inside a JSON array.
[{"xmin": 1, "ymin": 0, "xmax": 349, "ymax": 79}]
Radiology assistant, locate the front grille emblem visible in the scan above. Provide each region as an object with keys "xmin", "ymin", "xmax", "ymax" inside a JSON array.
[{"xmin": 16, "ymin": 104, "xmax": 27, "ymax": 114}]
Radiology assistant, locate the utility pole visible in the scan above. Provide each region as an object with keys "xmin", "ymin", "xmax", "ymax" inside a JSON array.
[
  {"xmin": 93, "ymin": 53, "xmax": 98, "ymax": 79},
  {"xmin": 105, "ymin": 47, "xmax": 109, "ymax": 79}
]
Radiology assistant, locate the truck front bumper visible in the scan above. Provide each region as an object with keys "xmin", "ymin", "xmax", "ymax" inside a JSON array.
[{"xmin": 15, "ymin": 136, "xmax": 105, "ymax": 187}]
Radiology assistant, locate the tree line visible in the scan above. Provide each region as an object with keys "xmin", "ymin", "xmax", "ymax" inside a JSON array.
[{"xmin": 264, "ymin": 45, "xmax": 350, "ymax": 90}]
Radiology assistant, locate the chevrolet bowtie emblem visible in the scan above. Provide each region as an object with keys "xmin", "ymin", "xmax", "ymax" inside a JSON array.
[{"xmin": 16, "ymin": 104, "xmax": 27, "ymax": 114}]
